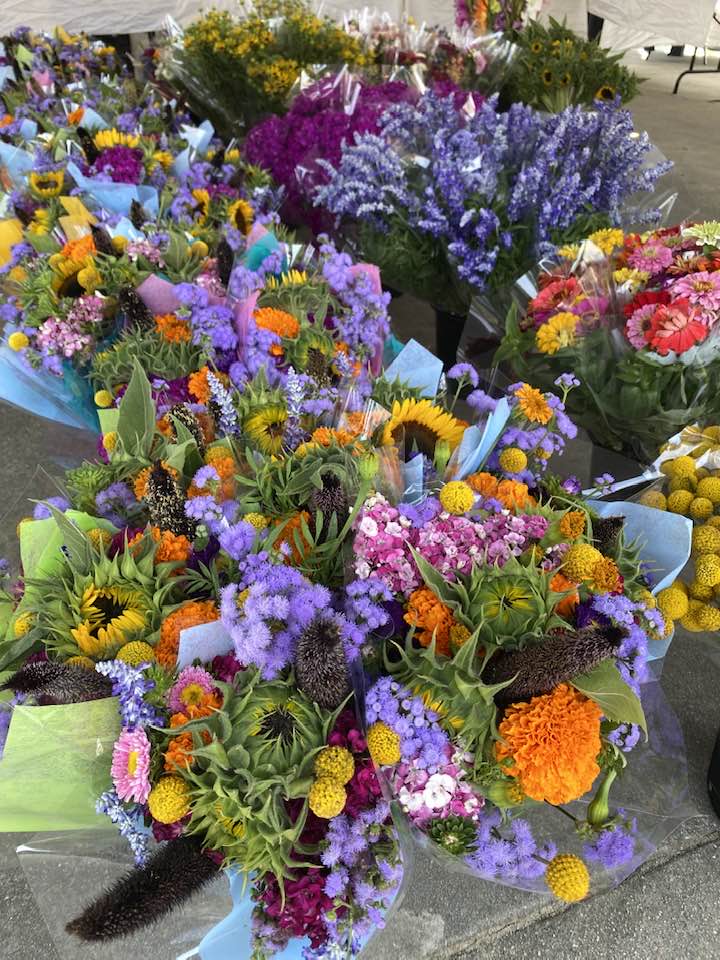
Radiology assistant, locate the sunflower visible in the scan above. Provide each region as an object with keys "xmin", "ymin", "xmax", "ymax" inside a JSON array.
[
  {"xmin": 28, "ymin": 209, "xmax": 51, "ymax": 236},
  {"xmin": 542, "ymin": 69, "xmax": 554, "ymax": 86},
  {"xmin": 93, "ymin": 128, "xmax": 141, "ymax": 150},
  {"xmin": 244, "ymin": 404, "xmax": 288, "ymax": 455},
  {"xmin": 559, "ymin": 72, "xmax": 572, "ymax": 87},
  {"xmin": 70, "ymin": 584, "xmax": 148, "ymax": 659},
  {"xmin": 227, "ymin": 198, "xmax": 254, "ymax": 235},
  {"xmin": 266, "ymin": 270, "xmax": 309, "ymax": 289},
  {"xmin": 28, "ymin": 169, "xmax": 64, "ymax": 198},
  {"xmin": 530, "ymin": 40, "xmax": 543, "ymax": 54},
  {"xmin": 150, "ymin": 150, "xmax": 173, "ymax": 171},
  {"xmin": 594, "ymin": 85, "xmax": 616, "ymax": 102},
  {"xmin": 381, "ymin": 398, "xmax": 465, "ymax": 460},
  {"xmin": 50, "ymin": 255, "xmax": 99, "ymax": 297},
  {"xmin": 190, "ymin": 188, "xmax": 211, "ymax": 225}
]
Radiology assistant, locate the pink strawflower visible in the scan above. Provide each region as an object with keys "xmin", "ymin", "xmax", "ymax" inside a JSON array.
[
  {"xmin": 627, "ymin": 242, "xmax": 673, "ymax": 276},
  {"xmin": 168, "ymin": 665, "xmax": 216, "ymax": 714},
  {"xmin": 670, "ymin": 271, "xmax": 720, "ymax": 314},
  {"xmin": 625, "ymin": 303, "xmax": 657, "ymax": 349},
  {"xmin": 111, "ymin": 727, "xmax": 151, "ymax": 803}
]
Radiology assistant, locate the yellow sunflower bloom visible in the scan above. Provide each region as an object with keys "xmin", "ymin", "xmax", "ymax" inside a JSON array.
[
  {"xmin": 28, "ymin": 170, "xmax": 64, "ymax": 198},
  {"xmin": 381, "ymin": 398, "xmax": 466, "ymax": 458},
  {"xmin": 227, "ymin": 199, "xmax": 254, "ymax": 235},
  {"xmin": 93, "ymin": 128, "xmax": 141, "ymax": 150},
  {"xmin": 244, "ymin": 405, "xmax": 288, "ymax": 456}
]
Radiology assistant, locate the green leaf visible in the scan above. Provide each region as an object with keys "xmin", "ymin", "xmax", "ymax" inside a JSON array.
[
  {"xmin": 117, "ymin": 359, "xmax": 155, "ymax": 458},
  {"xmin": 571, "ymin": 659, "xmax": 646, "ymax": 733}
]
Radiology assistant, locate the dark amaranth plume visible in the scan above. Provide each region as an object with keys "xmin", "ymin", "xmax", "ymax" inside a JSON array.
[
  {"xmin": 2, "ymin": 661, "xmax": 112, "ymax": 704},
  {"xmin": 91, "ymin": 224, "xmax": 116, "ymax": 257},
  {"xmin": 66, "ymin": 836, "xmax": 219, "ymax": 941},
  {"xmin": 169, "ymin": 403, "xmax": 206, "ymax": 455},
  {"xmin": 130, "ymin": 199, "xmax": 148, "ymax": 230},
  {"xmin": 215, "ymin": 237, "xmax": 234, "ymax": 288},
  {"xmin": 482, "ymin": 625, "xmax": 625, "ymax": 708},
  {"xmin": 118, "ymin": 286, "xmax": 153, "ymax": 330},
  {"xmin": 592, "ymin": 515, "xmax": 625, "ymax": 556},
  {"xmin": 76, "ymin": 127, "xmax": 99, "ymax": 164},
  {"xmin": 144, "ymin": 462, "xmax": 197, "ymax": 539},
  {"xmin": 295, "ymin": 618, "xmax": 351, "ymax": 709}
]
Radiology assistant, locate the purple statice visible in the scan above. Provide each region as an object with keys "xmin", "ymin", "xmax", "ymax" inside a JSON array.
[
  {"xmin": 32, "ymin": 496, "xmax": 70, "ymax": 520},
  {"xmin": 221, "ymin": 565, "xmax": 331, "ymax": 678},
  {"xmin": 562, "ymin": 475, "xmax": 582, "ymax": 495},
  {"xmin": 96, "ymin": 789, "xmax": 150, "ymax": 866},
  {"xmin": 95, "ymin": 482, "xmax": 140, "ymax": 527},
  {"xmin": 92, "ymin": 145, "xmax": 144, "ymax": 184},
  {"xmin": 218, "ymin": 520, "xmax": 256, "ymax": 562},
  {"xmin": 583, "ymin": 821, "xmax": 636, "ymax": 869},
  {"xmin": 282, "ymin": 366, "xmax": 309, "ymax": 449},
  {"xmin": 207, "ymin": 370, "xmax": 239, "ymax": 435},
  {"xmin": 95, "ymin": 660, "xmax": 159, "ymax": 730},
  {"xmin": 341, "ymin": 578, "xmax": 393, "ymax": 659},
  {"xmin": 465, "ymin": 808, "xmax": 557, "ymax": 882},
  {"xmin": 398, "ymin": 496, "xmax": 441, "ymax": 528}
]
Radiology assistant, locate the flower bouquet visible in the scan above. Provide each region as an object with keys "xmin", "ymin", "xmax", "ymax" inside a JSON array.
[
  {"xmin": 159, "ymin": 0, "xmax": 366, "ymax": 135},
  {"xmin": 316, "ymin": 90, "xmax": 669, "ymax": 318},
  {"xmin": 496, "ymin": 221, "xmax": 720, "ymax": 463}
]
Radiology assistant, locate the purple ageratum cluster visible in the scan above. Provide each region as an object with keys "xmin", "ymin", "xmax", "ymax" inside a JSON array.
[
  {"xmin": 465, "ymin": 808, "xmax": 557, "ymax": 882},
  {"xmin": 245, "ymin": 78, "xmax": 416, "ymax": 231},
  {"xmin": 317, "ymin": 91, "xmax": 670, "ymax": 293},
  {"xmin": 220, "ymin": 564, "xmax": 332, "ymax": 678},
  {"xmin": 341, "ymin": 578, "xmax": 393, "ymax": 660},
  {"xmin": 174, "ymin": 283, "xmax": 238, "ymax": 359},
  {"xmin": 583, "ymin": 818, "xmax": 637, "ymax": 869},
  {"xmin": 95, "ymin": 482, "xmax": 141, "ymax": 527},
  {"xmin": 95, "ymin": 660, "xmax": 160, "ymax": 730},
  {"xmin": 366, "ymin": 676, "xmax": 450, "ymax": 771},
  {"xmin": 582, "ymin": 592, "xmax": 660, "ymax": 696}
]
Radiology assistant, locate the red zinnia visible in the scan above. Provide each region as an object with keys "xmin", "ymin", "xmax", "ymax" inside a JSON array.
[
  {"xmin": 623, "ymin": 288, "xmax": 671, "ymax": 320},
  {"xmin": 646, "ymin": 298, "xmax": 708, "ymax": 356}
]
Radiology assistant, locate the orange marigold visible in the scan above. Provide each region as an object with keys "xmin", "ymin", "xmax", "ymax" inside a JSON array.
[
  {"xmin": 549, "ymin": 572, "xmax": 579, "ymax": 619},
  {"xmin": 466, "ymin": 472, "xmax": 499, "ymax": 498},
  {"xmin": 496, "ymin": 683, "xmax": 602, "ymax": 805},
  {"xmin": 155, "ymin": 313, "xmax": 191, "ymax": 343},
  {"xmin": 559, "ymin": 511, "xmax": 586, "ymax": 540},
  {"xmin": 588, "ymin": 556, "xmax": 622, "ymax": 593},
  {"xmin": 310, "ymin": 426, "xmax": 357, "ymax": 448},
  {"xmin": 156, "ymin": 600, "xmax": 219, "ymax": 668},
  {"xmin": 188, "ymin": 367, "xmax": 211, "ymax": 403},
  {"xmin": 274, "ymin": 512, "xmax": 312, "ymax": 565},
  {"xmin": 151, "ymin": 527, "xmax": 192, "ymax": 563},
  {"xmin": 164, "ymin": 731, "xmax": 194, "ymax": 771},
  {"xmin": 404, "ymin": 587, "xmax": 457, "ymax": 657},
  {"xmin": 254, "ymin": 307, "xmax": 300, "ymax": 342},
  {"xmin": 61, "ymin": 234, "xmax": 96, "ymax": 261},
  {"xmin": 496, "ymin": 479, "xmax": 536, "ymax": 511},
  {"xmin": 67, "ymin": 106, "xmax": 85, "ymax": 125}
]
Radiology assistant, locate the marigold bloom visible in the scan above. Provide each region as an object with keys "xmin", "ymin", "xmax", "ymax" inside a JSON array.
[
  {"xmin": 514, "ymin": 384, "xmax": 552, "ymax": 424},
  {"xmin": 404, "ymin": 587, "xmax": 456, "ymax": 656},
  {"xmin": 549, "ymin": 572, "xmax": 579, "ymax": 618},
  {"xmin": 156, "ymin": 600, "xmax": 220, "ymax": 668},
  {"xmin": 188, "ymin": 367, "xmax": 211, "ymax": 403},
  {"xmin": 155, "ymin": 313, "xmax": 191, "ymax": 343},
  {"xmin": 151, "ymin": 527, "xmax": 192, "ymax": 564},
  {"xmin": 496, "ymin": 683, "xmax": 602, "ymax": 805},
  {"xmin": 61, "ymin": 234, "xmax": 96, "ymax": 262},
  {"xmin": 559, "ymin": 511, "xmax": 586, "ymax": 540},
  {"xmin": 496, "ymin": 479, "xmax": 536, "ymax": 511},
  {"xmin": 274, "ymin": 511, "xmax": 312, "ymax": 564},
  {"xmin": 466, "ymin": 472, "xmax": 498, "ymax": 498}
]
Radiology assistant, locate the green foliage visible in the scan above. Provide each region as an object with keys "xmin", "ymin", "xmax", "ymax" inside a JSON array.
[
  {"xmin": 571, "ymin": 659, "xmax": 646, "ymax": 731},
  {"xmin": 90, "ymin": 326, "xmax": 204, "ymax": 390}
]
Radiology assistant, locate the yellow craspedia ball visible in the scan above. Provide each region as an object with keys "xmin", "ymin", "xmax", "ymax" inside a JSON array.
[
  {"xmin": 696, "ymin": 477, "xmax": 720, "ymax": 505},
  {"xmin": 103, "ymin": 431, "xmax": 118, "ymax": 453},
  {"xmin": 692, "ymin": 525, "xmax": 720, "ymax": 556},
  {"xmin": 656, "ymin": 586, "xmax": 689, "ymax": 621},
  {"xmin": 308, "ymin": 777, "xmax": 347, "ymax": 819},
  {"xmin": 244, "ymin": 512, "xmax": 268, "ymax": 530},
  {"xmin": 639, "ymin": 490, "xmax": 666, "ymax": 510},
  {"xmin": 696, "ymin": 467, "xmax": 711, "ymax": 480},
  {"xmin": 545, "ymin": 854, "xmax": 590, "ymax": 902},
  {"xmin": 148, "ymin": 776, "xmax": 191, "ymax": 824},
  {"xmin": 562, "ymin": 543, "xmax": 603, "ymax": 583},
  {"xmin": 439, "ymin": 481, "xmax": 475, "ymax": 516},
  {"xmin": 498, "ymin": 447, "xmax": 528, "ymax": 474},
  {"xmin": 703, "ymin": 426, "xmax": 720, "ymax": 442},
  {"xmin": 366, "ymin": 721, "xmax": 401, "ymax": 766},
  {"xmin": 666, "ymin": 490, "xmax": 694, "ymax": 515},
  {"xmin": 668, "ymin": 455, "xmax": 698, "ymax": 479},
  {"xmin": 8, "ymin": 331, "xmax": 29, "ymax": 351},
  {"xmin": 94, "ymin": 389, "xmax": 113, "ymax": 408},
  {"xmin": 668, "ymin": 475, "xmax": 696, "ymax": 494},
  {"xmin": 117, "ymin": 640, "xmax": 156, "ymax": 666},
  {"xmin": 707, "ymin": 516, "xmax": 720, "ymax": 529},
  {"xmin": 696, "ymin": 604, "xmax": 720, "ymax": 632},
  {"xmin": 12, "ymin": 612, "xmax": 34, "ymax": 637},
  {"xmin": 688, "ymin": 580, "xmax": 714, "ymax": 601},
  {"xmin": 681, "ymin": 599, "xmax": 706, "ymax": 633},
  {"xmin": 690, "ymin": 497, "xmax": 714, "ymax": 521},
  {"xmin": 88, "ymin": 528, "xmax": 112, "ymax": 551},
  {"xmin": 66, "ymin": 655, "xmax": 96, "ymax": 670},
  {"xmin": 190, "ymin": 240, "xmax": 209, "ymax": 258},
  {"xmin": 111, "ymin": 235, "xmax": 128, "ymax": 253},
  {"xmin": 695, "ymin": 554, "xmax": 720, "ymax": 587},
  {"xmin": 314, "ymin": 746, "xmax": 355, "ymax": 785}
]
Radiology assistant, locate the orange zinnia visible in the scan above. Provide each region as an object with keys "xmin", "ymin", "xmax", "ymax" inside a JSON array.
[
  {"xmin": 549, "ymin": 572, "xmax": 579, "ymax": 619},
  {"xmin": 254, "ymin": 307, "xmax": 300, "ymax": 344},
  {"xmin": 496, "ymin": 479, "xmax": 536, "ymax": 511},
  {"xmin": 496, "ymin": 683, "xmax": 602, "ymax": 805},
  {"xmin": 156, "ymin": 600, "xmax": 220, "ymax": 668},
  {"xmin": 404, "ymin": 587, "xmax": 457, "ymax": 657}
]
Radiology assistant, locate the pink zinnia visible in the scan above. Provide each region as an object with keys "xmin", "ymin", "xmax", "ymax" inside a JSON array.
[
  {"xmin": 625, "ymin": 303, "xmax": 657, "ymax": 349},
  {"xmin": 670, "ymin": 271, "xmax": 720, "ymax": 313},
  {"xmin": 111, "ymin": 727, "xmax": 151, "ymax": 803},
  {"xmin": 168, "ymin": 665, "xmax": 216, "ymax": 714},
  {"xmin": 627, "ymin": 242, "xmax": 674, "ymax": 276},
  {"xmin": 646, "ymin": 299, "xmax": 708, "ymax": 356}
]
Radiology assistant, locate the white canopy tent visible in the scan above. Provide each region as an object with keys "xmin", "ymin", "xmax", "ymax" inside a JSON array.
[{"xmin": 590, "ymin": 0, "xmax": 720, "ymax": 52}]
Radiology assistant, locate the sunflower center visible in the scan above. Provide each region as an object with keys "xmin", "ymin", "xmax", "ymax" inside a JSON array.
[
  {"xmin": 306, "ymin": 347, "xmax": 333, "ymax": 385},
  {"xmin": 94, "ymin": 590, "xmax": 128, "ymax": 624},
  {"xmin": 258, "ymin": 706, "xmax": 296, "ymax": 746},
  {"xmin": 391, "ymin": 421, "xmax": 438, "ymax": 461},
  {"xmin": 57, "ymin": 270, "xmax": 84, "ymax": 299}
]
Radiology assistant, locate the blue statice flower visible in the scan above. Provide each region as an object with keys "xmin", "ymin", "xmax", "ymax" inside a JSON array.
[{"xmin": 95, "ymin": 660, "xmax": 159, "ymax": 730}]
